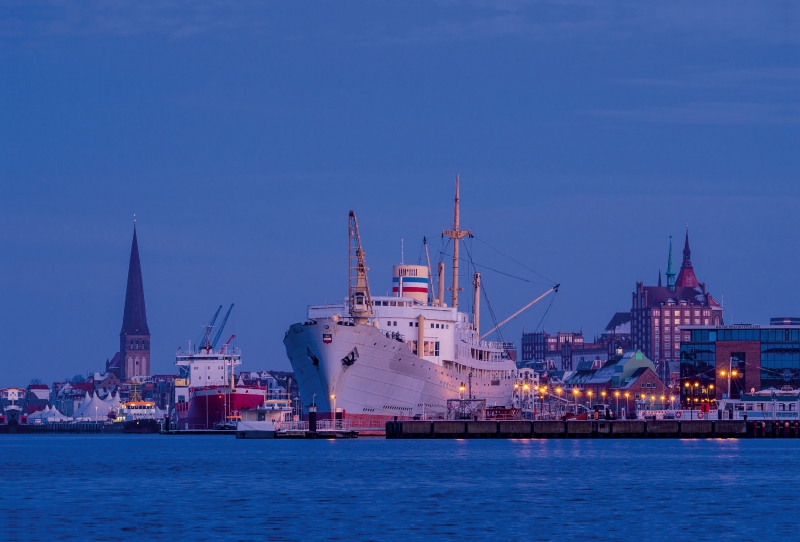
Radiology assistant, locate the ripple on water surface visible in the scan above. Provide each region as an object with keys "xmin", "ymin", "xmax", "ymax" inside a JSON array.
[{"xmin": 0, "ymin": 436, "xmax": 795, "ymax": 541}]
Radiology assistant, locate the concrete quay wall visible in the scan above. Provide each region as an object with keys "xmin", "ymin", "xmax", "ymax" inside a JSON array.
[{"xmin": 384, "ymin": 419, "xmax": 792, "ymax": 439}]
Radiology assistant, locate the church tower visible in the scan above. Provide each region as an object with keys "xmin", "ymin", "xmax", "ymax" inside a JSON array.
[
  {"xmin": 120, "ymin": 223, "xmax": 150, "ymax": 380},
  {"xmin": 675, "ymin": 226, "xmax": 700, "ymax": 288}
]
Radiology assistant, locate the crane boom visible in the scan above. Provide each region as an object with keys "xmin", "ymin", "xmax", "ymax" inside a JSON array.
[
  {"xmin": 211, "ymin": 303, "xmax": 234, "ymax": 349},
  {"xmin": 479, "ymin": 284, "xmax": 559, "ymax": 341},
  {"xmin": 221, "ymin": 334, "xmax": 236, "ymax": 354},
  {"xmin": 198, "ymin": 305, "xmax": 223, "ymax": 349},
  {"xmin": 348, "ymin": 210, "xmax": 373, "ymax": 324}
]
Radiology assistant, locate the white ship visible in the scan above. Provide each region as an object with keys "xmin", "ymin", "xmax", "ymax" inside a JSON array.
[{"xmin": 284, "ymin": 176, "xmax": 557, "ymax": 424}]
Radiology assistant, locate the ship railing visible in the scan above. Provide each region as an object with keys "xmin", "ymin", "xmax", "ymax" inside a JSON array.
[
  {"xmin": 315, "ymin": 419, "xmax": 386, "ymax": 430},
  {"xmin": 274, "ymin": 420, "xmax": 309, "ymax": 431}
]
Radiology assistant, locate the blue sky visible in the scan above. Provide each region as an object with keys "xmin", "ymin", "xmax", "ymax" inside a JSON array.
[{"xmin": 1, "ymin": 1, "xmax": 799, "ymax": 384}]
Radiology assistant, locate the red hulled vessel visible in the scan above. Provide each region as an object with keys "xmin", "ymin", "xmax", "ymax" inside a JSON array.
[{"xmin": 173, "ymin": 324, "xmax": 266, "ymax": 430}]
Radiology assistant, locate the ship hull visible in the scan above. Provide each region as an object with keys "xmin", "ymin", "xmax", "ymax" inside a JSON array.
[
  {"xmin": 284, "ymin": 319, "xmax": 516, "ymax": 422},
  {"xmin": 103, "ymin": 419, "xmax": 162, "ymax": 434},
  {"xmin": 176, "ymin": 387, "xmax": 265, "ymax": 430}
]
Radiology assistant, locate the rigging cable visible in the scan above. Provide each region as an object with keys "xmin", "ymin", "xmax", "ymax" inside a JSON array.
[
  {"xmin": 471, "ymin": 235, "xmax": 555, "ymax": 285},
  {"xmin": 462, "ymin": 242, "xmax": 504, "ymax": 344}
]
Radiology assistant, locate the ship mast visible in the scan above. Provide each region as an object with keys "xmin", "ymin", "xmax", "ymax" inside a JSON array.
[
  {"xmin": 443, "ymin": 174, "xmax": 470, "ymax": 309},
  {"xmin": 348, "ymin": 210, "xmax": 373, "ymax": 324}
]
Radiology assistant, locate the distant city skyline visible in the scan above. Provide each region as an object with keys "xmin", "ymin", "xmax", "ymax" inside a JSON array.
[{"xmin": 2, "ymin": 2, "xmax": 799, "ymax": 383}]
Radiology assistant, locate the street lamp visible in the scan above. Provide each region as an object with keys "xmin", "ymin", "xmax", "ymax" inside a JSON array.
[
  {"xmin": 572, "ymin": 388, "xmax": 580, "ymax": 414},
  {"xmin": 587, "ymin": 390, "xmax": 593, "ymax": 409},
  {"xmin": 539, "ymin": 387, "xmax": 547, "ymax": 419},
  {"xmin": 330, "ymin": 394, "xmax": 336, "ymax": 427},
  {"xmin": 624, "ymin": 392, "xmax": 630, "ymax": 419},
  {"xmin": 556, "ymin": 387, "xmax": 563, "ymax": 418},
  {"xmin": 614, "ymin": 391, "xmax": 620, "ymax": 418},
  {"xmin": 459, "ymin": 383, "xmax": 466, "ymax": 400}
]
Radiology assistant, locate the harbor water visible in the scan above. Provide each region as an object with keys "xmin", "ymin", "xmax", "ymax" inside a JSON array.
[{"xmin": 1, "ymin": 436, "xmax": 797, "ymax": 540}]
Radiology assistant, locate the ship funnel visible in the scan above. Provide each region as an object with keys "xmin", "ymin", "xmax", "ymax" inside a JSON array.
[{"xmin": 392, "ymin": 265, "xmax": 429, "ymax": 303}]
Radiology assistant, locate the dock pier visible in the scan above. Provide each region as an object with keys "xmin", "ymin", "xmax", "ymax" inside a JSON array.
[{"xmin": 385, "ymin": 420, "xmax": 800, "ymax": 439}]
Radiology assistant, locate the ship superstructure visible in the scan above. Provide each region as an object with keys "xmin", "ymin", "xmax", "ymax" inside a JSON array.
[
  {"xmin": 284, "ymin": 177, "xmax": 552, "ymax": 424},
  {"xmin": 173, "ymin": 324, "xmax": 266, "ymax": 429}
]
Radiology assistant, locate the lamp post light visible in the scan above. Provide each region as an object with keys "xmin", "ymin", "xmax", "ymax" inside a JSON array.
[
  {"xmin": 572, "ymin": 388, "xmax": 580, "ymax": 414},
  {"xmin": 614, "ymin": 391, "xmax": 620, "ymax": 418},
  {"xmin": 330, "ymin": 394, "xmax": 336, "ymax": 427},
  {"xmin": 459, "ymin": 383, "xmax": 466, "ymax": 400},
  {"xmin": 540, "ymin": 387, "xmax": 547, "ymax": 420},
  {"xmin": 624, "ymin": 392, "xmax": 630, "ymax": 419},
  {"xmin": 523, "ymin": 383, "xmax": 530, "ymax": 411},
  {"xmin": 556, "ymin": 387, "xmax": 563, "ymax": 418},
  {"xmin": 587, "ymin": 390, "xmax": 593, "ymax": 410}
]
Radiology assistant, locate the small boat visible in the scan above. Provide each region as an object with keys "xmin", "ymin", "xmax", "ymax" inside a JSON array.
[{"xmin": 104, "ymin": 381, "xmax": 162, "ymax": 434}]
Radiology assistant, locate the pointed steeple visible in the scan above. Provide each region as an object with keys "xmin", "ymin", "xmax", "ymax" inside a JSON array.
[
  {"xmin": 666, "ymin": 236, "xmax": 676, "ymax": 291},
  {"xmin": 658, "ymin": 267, "xmax": 662, "ymax": 287},
  {"xmin": 675, "ymin": 224, "xmax": 700, "ymax": 288},
  {"xmin": 118, "ymin": 221, "xmax": 151, "ymax": 380},
  {"xmin": 121, "ymin": 223, "xmax": 149, "ymax": 335}
]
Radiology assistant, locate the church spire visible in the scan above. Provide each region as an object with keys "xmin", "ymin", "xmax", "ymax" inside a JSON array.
[
  {"xmin": 119, "ymin": 221, "xmax": 151, "ymax": 380},
  {"xmin": 658, "ymin": 267, "xmax": 662, "ymax": 287},
  {"xmin": 675, "ymin": 224, "xmax": 700, "ymax": 288},
  {"xmin": 121, "ymin": 224, "xmax": 149, "ymax": 335},
  {"xmin": 666, "ymin": 236, "xmax": 676, "ymax": 291},
  {"xmin": 682, "ymin": 225, "xmax": 692, "ymax": 268}
]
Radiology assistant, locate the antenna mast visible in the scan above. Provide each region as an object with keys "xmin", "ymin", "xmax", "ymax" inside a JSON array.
[
  {"xmin": 443, "ymin": 174, "xmax": 471, "ymax": 309},
  {"xmin": 423, "ymin": 236, "xmax": 434, "ymax": 305},
  {"xmin": 348, "ymin": 211, "xmax": 373, "ymax": 324}
]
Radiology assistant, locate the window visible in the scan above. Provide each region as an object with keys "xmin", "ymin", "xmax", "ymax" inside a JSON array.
[
  {"xmin": 674, "ymin": 319, "xmax": 680, "ymax": 325},
  {"xmin": 430, "ymin": 323, "xmax": 434, "ymax": 329},
  {"xmin": 409, "ymin": 322, "xmax": 414, "ymax": 327},
  {"xmin": 655, "ymin": 319, "xmax": 660, "ymax": 326}
]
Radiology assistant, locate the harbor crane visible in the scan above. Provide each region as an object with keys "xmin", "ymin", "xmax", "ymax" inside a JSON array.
[
  {"xmin": 211, "ymin": 304, "xmax": 235, "ymax": 349},
  {"xmin": 348, "ymin": 210, "xmax": 373, "ymax": 324},
  {"xmin": 221, "ymin": 334, "xmax": 236, "ymax": 354}
]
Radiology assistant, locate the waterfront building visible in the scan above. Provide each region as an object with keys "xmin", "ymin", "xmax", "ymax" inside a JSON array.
[
  {"xmin": 631, "ymin": 230, "xmax": 724, "ymax": 385},
  {"xmin": 596, "ymin": 312, "xmax": 632, "ymax": 360},
  {"xmin": 679, "ymin": 318, "xmax": 800, "ymax": 408},
  {"xmin": 520, "ymin": 330, "xmax": 607, "ymax": 371},
  {"xmin": 52, "ymin": 381, "xmax": 92, "ymax": 416},
  {"xmin": 562, "ymin": 350, "xmax": 668, "ymax": 415},
  {"xmin": 108, "ymin": 224, "xmax": 151, "ymax": 380},
  {"xmin": 24, "ymin": 384, "xmax": 51, "ymax": 414}
]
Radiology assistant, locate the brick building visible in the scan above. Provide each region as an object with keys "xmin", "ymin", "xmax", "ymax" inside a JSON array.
[
  {"xmin": 520, "ymin": 330, "xmax": 607, "ymax": 371},
  {"xmin": 631, "ymin": 230, "xmax": 724, "ymax": 385}
]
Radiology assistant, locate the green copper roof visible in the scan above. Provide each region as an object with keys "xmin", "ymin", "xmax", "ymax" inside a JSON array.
[{"xmin": 666, "ymin": 235, "xmax": 676, "ymax": 291}]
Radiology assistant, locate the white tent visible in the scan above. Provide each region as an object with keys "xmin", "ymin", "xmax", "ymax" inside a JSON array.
[
  {"xmin": 28, "ymin": 407, "xmax": 47, "ymax": 421},
  {"xmin": 41, "ymin": 405, "xmax": 72, "ymax": 422},
  {"xmin": 102, "ymin": 391, "xmax": 121, "ymax": 413},
  {"xmin": 73, "ymin": 392, "xmax": 114, "ymax": 421}
]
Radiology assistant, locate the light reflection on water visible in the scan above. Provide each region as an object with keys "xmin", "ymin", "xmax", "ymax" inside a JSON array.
[{"xmin": 0, "ymin": 435, "xmax": 796, "ymax": 541}]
